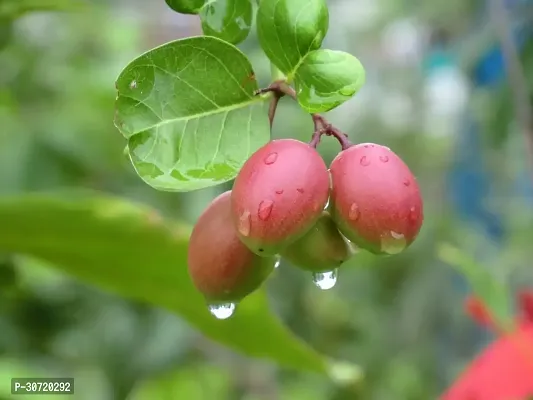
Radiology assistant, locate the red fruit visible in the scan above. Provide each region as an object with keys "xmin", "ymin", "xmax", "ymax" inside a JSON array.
[
  {"xmin": 329, "ymin": 143, "xmax": 423, "ymax": 255},
  {"xmin": 187, "ymin": 191, "xmax": 276, "ymax": 303},
  {"xmin": 231, "ymin": 139, "xmax": 330, "ymax": 256}
]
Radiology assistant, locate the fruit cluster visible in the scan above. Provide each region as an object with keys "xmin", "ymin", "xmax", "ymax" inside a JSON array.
[{"xmin": 187, "ymin": 138, "xmax": 423, "ymax": 318}]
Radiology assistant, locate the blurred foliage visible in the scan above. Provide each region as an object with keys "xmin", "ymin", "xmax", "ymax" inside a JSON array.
[{"xmin": 0, "ymin": 0, "xmax": 532, "ymax": 399}]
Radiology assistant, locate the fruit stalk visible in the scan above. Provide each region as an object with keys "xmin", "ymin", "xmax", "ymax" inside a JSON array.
[{"xmin": 255, "ymin": 81, "xmax": 353, "ymax": 150}]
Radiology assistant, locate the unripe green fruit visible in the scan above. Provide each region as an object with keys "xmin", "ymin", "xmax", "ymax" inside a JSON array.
[
  {"xmin": 281, "ymin": 211, "xmax": 354, "ymax": 272},
  {"xmin": 187, "ymin": 191, "xmax": 276, "ymax": 303},
  {"xmin": 231, "ymin": 139, "xmax": 330, "ymax": 256},
  {"xmin": 329, "ymin": 143, "xmax": 423, "ymax": 255}
]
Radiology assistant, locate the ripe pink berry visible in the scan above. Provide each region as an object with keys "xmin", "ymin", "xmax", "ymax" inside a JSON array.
[
  {"xmin": 188, "ymin": 191, "xmax": 276, "ymax": 303},
  {"xmin": 231, "ymin": 139, "xmax": 330, "ymax": 256},
  {"xmin": 329, "ymin": 143, "xmax": 423, "ymax": 255}
]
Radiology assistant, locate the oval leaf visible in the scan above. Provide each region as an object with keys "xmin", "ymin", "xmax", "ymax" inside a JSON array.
[
  {"xmin": 256, "ymin": 0, "xmax": 329, "ymax": 79},
  {"xmin": 0, "ymin": 193, "xmax": 327, "ymax": 373},
  {"xmin": 294, "ymin": 49, "xmax": 366, "ymax": 113},
  {"xmin": 165, "ymin": 0, "xmax": 204, "ymax": 14},
  {"xmin": 114, "ymin": 36, "xmax": 269, "ymax": 192},
  {"xmin": 199, "ymin": 0, "xmax": 253, "ymax": 45}
]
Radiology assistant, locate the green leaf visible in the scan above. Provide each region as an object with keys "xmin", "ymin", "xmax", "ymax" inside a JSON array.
[
  {"xmin": 0, "ymin": 192, "xmax": 327, "ymax": 373},
  {"xmin": 131, "ymin": 366, "xmax": 231, "ymax": 400},
  {"xmin": 437, "ymin": 243, "xmax": 513, "ymax": 330},
  {"xmin": 294, "ymin": 49, "xmax": 366, "ymax": 113},
  {"xmin": 165, "ymin": 0, "xmax": 253, "ymax": 45},
  {"xmin": 0, "ymin": 18, "xmax": 12, "ymax": 50},
  {"xmin": 256, "ymin": 0, "xmax": 329, "ymax": 79},
  {"xmin": 114, "ymin": 36, "xmax": 270, "ymax": 192},
  {"xmin": 165, "ymin": 0, "xmax": 205, "ymax": 14},
  {"xmin": 199, "ymin": 0, "xmax": 253, "ymax": 45},
  {"xmin": 0, "ymin": 0, "xmax": 86, "ymax": 18}
]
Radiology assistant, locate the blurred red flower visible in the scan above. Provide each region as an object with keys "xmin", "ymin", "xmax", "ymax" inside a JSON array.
[{"xmin": 441, "ymin": 291, "xmax": 533, "ymax": 400}]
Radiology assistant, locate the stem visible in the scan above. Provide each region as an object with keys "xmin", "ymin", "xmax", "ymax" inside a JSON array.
[
  {"xmin": 255, "ymin": 81, "xmax": 353, "ymax": 151},
  {"xmin": 489, "ymin": 0, "xmax": 533, "ymax": 173}
]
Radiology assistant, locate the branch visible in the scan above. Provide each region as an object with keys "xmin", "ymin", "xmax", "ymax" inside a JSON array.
[
  {"xmin": 255, "ymin": 81, "xmax": 353, "ymax": 151},
  {"xmin": 489, "ymin": 0, "xmax": 533, "ymax": 171}
]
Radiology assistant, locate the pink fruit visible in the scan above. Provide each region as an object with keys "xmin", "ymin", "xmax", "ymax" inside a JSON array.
[
  {"xmin": 329, "ymin": 143, "xmax": 423, "ymax": 255},
  {"xmin": 231, "ymin": 139, "xmax": 330, "ymax": 256},
  {"xmin": 188, "ymin": 191, "xmax": 276, "ymax": 303}
]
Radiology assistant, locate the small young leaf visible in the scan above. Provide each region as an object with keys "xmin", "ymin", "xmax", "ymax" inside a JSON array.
[
  {"xmin": 165, "ymin": 0, "xmax": 205, "ymax": 14},
  {"xmin": 199, "ymin": 0, "xmax": 253, "ymax": 45},
  {"xmin": 114, "ymin": 36, "xmax": 270, "ymax": 192},
  {"xmin": 0, "ymin": 193, "xmax": 329, "ymax": 373},
  {"xmin": 256, "ymin": 0, "xmax": 329, "ymax": 78},
  {"xmin": 294, "ymin": 49, "xmax": 366, "ymax": 113},
  {"xmin": 165, "ymin": 0, "xmax": 253, "ymax": 45}
]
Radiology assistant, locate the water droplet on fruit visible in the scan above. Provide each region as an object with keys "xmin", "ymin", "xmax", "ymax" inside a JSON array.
[
  {"xmin": 297, "ymin": 188, "xmax": 305, "ymax": 194},
  {"xmin": 275, "ymin": 189, "xmax": 284, "ymax": 195},
  {"xmin": 264, "ymin": 152, "xmax": 278, "ymax": 165},
  {"xmin": 274, "ymin": 254, "xmax": 281, "ymax": 269},
  {"xmin": 403, "ymin": 179, "xmax": 410, "ymax": 187},
  {"xmin": 312, "ymin": 269, "xmax": 338, "ymax": 290},
  {"xmin": 258, "ymin": 200, "xmax": 274, "ymax": 221},
  {"xmin": 409, "ymin": 207, "xmax": 417, "ymax": 222},
  {"xmin": 360, "ymin": 156, "xmax": 370, "ymax": 166},
  {"xmin": 381, "ymin": 231, "xmax": 406, "ymax": 255},
  {"xmin": 208, "ymin": 303, "xmax": 236, "ymax": 320},
  {"xmin": 348, "ymin": 203, "xmax": 360, "ymax": 221},
  {"xmin": 379, "ymin": 155, "xmax": 389, "ymax": 163},
  {"xmin": 238, "ymin": 211, "xmax": 251, "ymax": 236}
]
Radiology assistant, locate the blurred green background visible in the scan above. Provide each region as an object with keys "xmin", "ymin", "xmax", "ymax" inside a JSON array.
[{"xmin": 1, "ymin": 0, "xmax": 533, "ymax": 399}]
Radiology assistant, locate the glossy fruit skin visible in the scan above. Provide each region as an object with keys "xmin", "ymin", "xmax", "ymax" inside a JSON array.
[
  {"xmin": 281, "ymin": 211, "xmax": 355, "ymax": 272},
  {"xmin": 329, "ymin": 143, "xmax": 423, "ymax": 255},
  {"xmin": 188, "ymin": 191, "xmax": 276, "ymax": 303},
  {"xmin": 231, "ymin": 139, "xmax": 330, "ymax": 256}
]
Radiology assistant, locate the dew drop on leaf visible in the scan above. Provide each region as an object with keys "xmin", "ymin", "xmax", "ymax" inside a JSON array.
[
  {"xmin": 339, "ymin": 87, "xmax": 356, "ymax": 96},
  {"xmin": 312, "ymin": 269, "xmax": 338, "ymax": 290},
  {"xmin": 207, "ymin": 302, "xmax": 236, "ymax": 320},
  {"xmin": 274, "ymin": 254, "xmax": 281, "ymax": 269}
]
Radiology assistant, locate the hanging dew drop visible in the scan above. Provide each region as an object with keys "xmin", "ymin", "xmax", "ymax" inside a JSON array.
[
  {"xmin": 207, "ymin": 302, "xmax": 236, "ymax": 320},
  {"xmin": 312, "ymin": 269, "xmax": 338, "ymax": 290}
]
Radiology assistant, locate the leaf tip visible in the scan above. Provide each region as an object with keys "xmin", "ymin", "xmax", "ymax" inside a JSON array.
[{"xmin": 327, "ymin": 360, "xmax": 364, "ymax": 387}]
